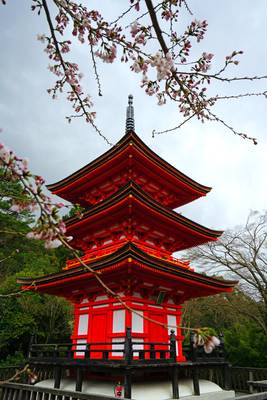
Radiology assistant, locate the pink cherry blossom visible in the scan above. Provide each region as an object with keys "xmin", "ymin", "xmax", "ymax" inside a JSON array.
[{"xmin": 130, "ymin": 22, "xmax": 141, "ymax": 37}]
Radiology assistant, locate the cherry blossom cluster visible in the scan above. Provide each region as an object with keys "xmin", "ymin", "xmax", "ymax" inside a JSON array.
[
  {"xmin": 128, "ymin": 13, "xmax": 213, "ymax": 114},
  {"xmin": 193, "ymin": 331, "xmax": 221, "ymax": 354},
  {"xmin": 0, "ymin": 141, "xmax": 70, "ymax": 249},
  {"xmin": 2, "ymin": 0, "xmax": 263, "ymax": 144},
  {"xmin": 28, "ymin": 0, "xmax": 263, "ymax": 143},
  {"xmin": 187, "ymin": 19, "xmax": 208, "ymax": 43},
  {"xmin": 36, "ymin": 30, "xmax": 96, "ymax": 124},
  {"xmin": 32, "ymin": 0, "xmax": 144, "ymax": 138}
]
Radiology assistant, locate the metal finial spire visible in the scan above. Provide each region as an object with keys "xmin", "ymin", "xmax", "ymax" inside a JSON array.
[{"xmin": 126, "ymin": 94, "xmax": 135, "ymax": 133}]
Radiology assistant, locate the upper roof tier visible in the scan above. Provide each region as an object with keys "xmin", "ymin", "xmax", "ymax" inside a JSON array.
[{"xmin": 47, "ymin": 130, "xmax": 211, "ymax": 209}]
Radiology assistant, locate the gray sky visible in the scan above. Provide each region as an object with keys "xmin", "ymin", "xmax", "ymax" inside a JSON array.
[{"xmin": 1, "ymin": 1, "xmax": 267, "ymax": 233}]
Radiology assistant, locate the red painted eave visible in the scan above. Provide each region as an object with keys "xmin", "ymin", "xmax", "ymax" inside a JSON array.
[
  {"xmin": 47, "ymin": 131, "xmax": 211, "ymax": 207},
  {"xmin": 17, "ymin": 243, "xmax": 237, "ymax": 300},
  {"xmin": 64, "ymin": 182, "xmax": 222, "ymax": 251}
]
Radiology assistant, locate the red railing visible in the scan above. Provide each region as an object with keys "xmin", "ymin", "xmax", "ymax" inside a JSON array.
[{"xmin": 65, "ymin": 241, "xmax": 191, "ymax": 270}]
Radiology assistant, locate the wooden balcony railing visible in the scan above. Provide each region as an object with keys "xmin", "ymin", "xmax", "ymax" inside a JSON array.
[
  {"xmin": 0, "ymin": 329, "xmax": 229, "ymax": 399},
  {"xmin": 28, "ymin": 328, "xmax": 179, "ymax": 365},
  {"xmin": 0, "ymin": 382, "xmax": 127, "ymax": 400}
]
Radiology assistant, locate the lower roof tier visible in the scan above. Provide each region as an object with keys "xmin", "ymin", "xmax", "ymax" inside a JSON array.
[
  {"xmin": 66, "ymin": 182, "xmax": 222, "ymax": 253},
  {"xmin": 18, "ymin": 243, "xmax": 236, "ymax": 303}
]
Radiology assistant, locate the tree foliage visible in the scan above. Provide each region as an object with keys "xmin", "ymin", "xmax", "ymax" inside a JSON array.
[
  {"xmin": 187, "ymin": 211, "xmax": 267, "ymax": 334},
  {"xmin": 184, "ymin": 293, "xmax": 267, "ymax": 367},
  {"xmin": 0, "ymin": 173, "xmax": 72, "ymax": 363},
  {"xmin": 183, "ymin": 211, "xmax": 267, "ymax": 366}
]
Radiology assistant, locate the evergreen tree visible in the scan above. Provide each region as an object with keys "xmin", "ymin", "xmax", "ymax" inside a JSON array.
[{"xmin": 0, "ymin": 170, "xmax": 72, "ymax": 363}]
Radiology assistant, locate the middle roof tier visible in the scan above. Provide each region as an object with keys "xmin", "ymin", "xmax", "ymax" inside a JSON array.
[{"xmin": 66, "ymin": 182, "xmax": 222, "ymax": 254}]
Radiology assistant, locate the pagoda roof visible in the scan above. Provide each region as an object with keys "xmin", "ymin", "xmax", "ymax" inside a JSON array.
[
  {"xmin": 65, "ymin": 182, "xmax": 222, "ymax": 252},
  {"xmin": 47, "ymin": 131, "xmax": 211, "ymax": 208},
  {"xmin": 17, "ymin": 242, "xmax": 236, "ymax": 302}
]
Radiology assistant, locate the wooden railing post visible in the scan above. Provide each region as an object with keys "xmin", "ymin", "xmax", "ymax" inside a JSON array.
[
  {"xmin": 171, "ymin": 365, "xmax": 179, "ymax": 399},
  {"xmin": 53, "ymin": 344, "xmax": 59, "ymax": 359},
  {"xmin": 219, "ymin": 332, "xmax": 226, "ymax": 359},
  {"xmin": 249, "ymin": 370, "xmax": 254, "ymax": 394},
  {"xmin": 150, "ymin": 344, "xmax": 156, "ymax": 360},
  {"xmin": 67, "ymin": 344, "xmax": 73, "ymax": 359},
  {"xmin": 27, "ymin": 335, "xmax": 36, "ymax": 359},
  {"xmin": 223, "ymin": 363, "xmax": 231, "ymax": 391},
  {"xmin": 189, "ymin": 333, "xmax": 196, "ymax": 362},
  {"xmin": 76, "ymin": 367, "xmax": 83, "ymax": 392},
  {"xmin": 85, "ymin": 344, "xmax": 90, "ymax": 359},
  {"xmin": 53, "ymin": 365, "xmax": 61, "ymax": 389},
  {"xmin": 124, "ymin": 327, "xmax": 132, "ymax": 365},
  {"xmin": 124, "ymin": 371, "xmax": 132, "ymax": 399},
  {"xmin": 170, "ymin": 329, "xmax": 177, "ymax": 361},
  {"xmin": 192, "ymin": 367, "xmax": 200, "ymax": 396}
]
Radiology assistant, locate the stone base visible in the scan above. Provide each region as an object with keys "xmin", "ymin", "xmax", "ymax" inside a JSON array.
[{"xmin": 36, "ymin": 378, "xmax": 236, "ymax": 399}]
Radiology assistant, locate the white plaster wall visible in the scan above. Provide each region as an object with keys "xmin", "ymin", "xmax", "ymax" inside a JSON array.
[
  {"xmin": 77, "ymin": 314, "xmax": 89, "ymax": 335},
  {"xmin": 113, "ymin": 309, "xmax": 125, "ymax": 333},
  {"xmin": 132, "ymin": 310, "xmax": 144, "ymax": 333}
]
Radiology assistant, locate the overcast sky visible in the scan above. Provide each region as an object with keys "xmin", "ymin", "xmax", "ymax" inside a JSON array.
[{"xmin": 1, "ymin": 1, "xmax": 267, "ymax": 233}]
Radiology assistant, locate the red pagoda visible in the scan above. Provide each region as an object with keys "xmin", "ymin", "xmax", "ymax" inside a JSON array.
[{"xmin": 18, "ymin": 96, "xmax": 236, "ymax": 399}]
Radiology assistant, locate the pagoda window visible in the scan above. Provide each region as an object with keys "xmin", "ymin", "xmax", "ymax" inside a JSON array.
[
  {"xmin": 77, "ymin": 313, "xmax": 89, "ymax": 335},
  {"xmin": 92, "ymin": 304, "xmax": 108, "ymax": 309},
  {"xmin": 75, "ymin": 339, "xmax": 86, "ymax": 357},
  {"xmin": 132, "ymin": 310, "xmax": 144, "ymax": 333},
  {"xmin": 145, "ymin": 239, "xmax": 155, "ymax": 246},
  {"xmin": 132, "ymin": 291, "xmax": 141, "ymax": 298},
  {"xmin": 132, "ymin": 338, "xmax": 144, "ymax": 357},
  {"xmin": 95, "ymin": 295, "xmax": 108, "ymax": 301},
  {"xmin": 103, "ymin": 239, "xmax": 113, "ymax": 245},
  {"xmin": 112, "ymin": 338, "xmax": 124, "ymax": 357},
  {"xmin": 148, "ymin": 305, "xmax": 163, "ymax": 309},
  {"xmin": 112, "ymin": 309, "xmax": 125, "ymax": 333}
]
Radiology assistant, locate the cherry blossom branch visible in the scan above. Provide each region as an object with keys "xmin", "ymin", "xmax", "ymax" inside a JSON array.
[
  {"xmin": 0, "ymin": 282, "xmax": 37, "ymax": 298},
  {"xmin": 0, "ymin": 142, "xmax": 69, "ymax": 248},
  {"xmin": 183, "ymin": 0, "xmax": 193, "ymax": 16},
  {"xmin": 27, "ymin": 0, "xmax": 267, "ymax": 144},
  {"xmin": 0, "ymin": 249, "xmax": 19, "ymax": 264},
  {"xmin": 0, "ymin": 364, "xmax": 29, "ymax": 385},
  {"xmin": 40, "ymin": 0, "xmax": 113, "ymax": 146},
  {"xmin": 152, "ymin": 112, "xmax": 196, "ymax": 136},
  {"xmin": 213, "ymin": 91, "xmax": 267, "ymax": 101},
  {"xmin": 208, "ymin": 110, "xmax": 258, "ymax": 145},
  {"xmin": 0, "ymin": 230, "xmax": 26, "ymax": 237},
  {"xmin": 110, "ymin": 3, "xmax": 136, "ymax": 25},
  {"xmin": 145, "ymin": 0, "xmax": 169, "ymax": 53},
  {"xmin": 89, "ymin": 42, "xmax": 102, "ymax": 97},
  {"xmin": 125, "ymin": 3, "xmax": 162, "ymax": 29},
  {"xmin": 178, "ymin": 69, "xmax": 267, "ymax": 83}
]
